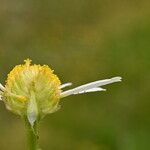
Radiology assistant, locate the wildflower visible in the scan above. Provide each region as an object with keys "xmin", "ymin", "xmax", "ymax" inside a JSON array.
[{"xmin": 0, "ymin": 59, "xmax": 122, "ymax": 126}]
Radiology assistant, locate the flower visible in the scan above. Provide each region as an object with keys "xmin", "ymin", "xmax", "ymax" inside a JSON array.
[{"xmin": 0, "ymin": 59, "xmax": 122, "ymax": 126}]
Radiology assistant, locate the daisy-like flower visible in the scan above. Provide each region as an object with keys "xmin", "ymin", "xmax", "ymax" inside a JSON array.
[{"xmin": 0, "ymin": 59, "xmax": 122, "ymax": 126}]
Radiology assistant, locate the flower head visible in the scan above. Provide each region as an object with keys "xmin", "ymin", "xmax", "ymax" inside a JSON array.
[{"xmin": 0, "ymin": 59, "xmax": 122, "ymax": 125}]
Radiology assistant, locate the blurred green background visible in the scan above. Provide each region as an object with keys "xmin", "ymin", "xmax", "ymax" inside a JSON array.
[{"xmin": 0, "ymin": 0, "xmax": 150, "ymax": 150}]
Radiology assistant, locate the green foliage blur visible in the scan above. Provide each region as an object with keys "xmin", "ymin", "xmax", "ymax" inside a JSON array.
[{"xmin": 0, "ymin": 0, "xmax": 150, "ymax": 150}]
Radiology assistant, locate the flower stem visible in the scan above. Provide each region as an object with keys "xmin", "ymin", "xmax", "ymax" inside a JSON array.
[{"xmin": 24, "ymin": 117, "xmax": 40, "ymax": 150}]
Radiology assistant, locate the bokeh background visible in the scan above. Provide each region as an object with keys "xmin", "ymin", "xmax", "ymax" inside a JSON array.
[{"xmin": 0, "ymin": 0, "xmax": 150, "ymax": 150}]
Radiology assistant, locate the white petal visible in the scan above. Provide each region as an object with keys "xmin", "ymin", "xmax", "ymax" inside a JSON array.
[
  {"xmin": 0, "ymin": 83, "xmax": 5, "ymax": 91},
  {"xmin": 0, "ymin": 90, "xmax": 3, "ymax": 101},
  {"xmin": 27, "ymin": 92, "xmax": 38, "ymax": 126},
  {"xmin": 59, "ymin": 83, "xmax": 72, "ymax": 89},
  {"xmin": 85, "ymin": 87, "xmax": 106, "ymax": 93},
  {"xmin": 27, "ymin": 112, "xmax": 37, "ymax": 127},
  {"xmin": 60, "ymin": 76, "xmax": 122, "ymax": 98},
  {"xmin": 74, "ymin": 87, "xmax": 106, "ymax": 94}
]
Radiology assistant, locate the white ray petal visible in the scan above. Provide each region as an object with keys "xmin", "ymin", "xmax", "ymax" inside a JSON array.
[
  {"xmin": 0, "ymin": 91, "xmax": 3, "ymax": 101},
  {"xmin": 84, "ymin": 87, "xmax": 106, "ymax": 93},
  {"xmin": 74, "ymin": 87, "xmax": 106, "ymax": 94},
  {"xmin": 59, "ymin": 83, "xmax": 72, "ymax": 89},
  {"xmin": 60, "ymin": 77, "xmax": 122, "ymax": 98},
  {"xmin": 0, "ymin": 83, "xmax": 6, "ymax": 91}
]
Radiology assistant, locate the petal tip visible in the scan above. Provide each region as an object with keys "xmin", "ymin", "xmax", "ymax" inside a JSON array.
[{"xmin": 111, "ymin": 77, "xmax": 122, "ymax": 82}]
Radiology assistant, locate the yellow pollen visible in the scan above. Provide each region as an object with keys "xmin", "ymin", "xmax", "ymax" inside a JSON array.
[{"xmin": 16, "ymin": 95, "xmax": 27, "ymax": 102}]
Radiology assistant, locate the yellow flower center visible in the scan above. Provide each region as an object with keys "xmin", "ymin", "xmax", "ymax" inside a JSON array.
[{"xmin": 4, "ymin": 59, "xmax": 61, "ymax": 117}]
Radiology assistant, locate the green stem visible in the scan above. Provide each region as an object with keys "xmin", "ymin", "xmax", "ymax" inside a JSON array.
[{"xmin": 24, "ymin": 118, "xmax": 40, "ymax": 150}]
